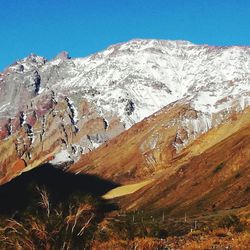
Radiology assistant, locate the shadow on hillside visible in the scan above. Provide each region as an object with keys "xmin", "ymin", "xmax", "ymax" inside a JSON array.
[{"xmin": 0, "ymin": 163, "xmax": 119, "ymax": 215}]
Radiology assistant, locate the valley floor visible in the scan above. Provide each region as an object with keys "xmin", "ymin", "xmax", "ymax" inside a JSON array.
[{"xmin": 92, "ymin": 231, "xmax": 250, "ymax": 250}]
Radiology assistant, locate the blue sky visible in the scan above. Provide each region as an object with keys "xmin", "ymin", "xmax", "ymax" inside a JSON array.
[{"xmin": 1, "ymin": 0, "xmax": 250, "ymax": 70}]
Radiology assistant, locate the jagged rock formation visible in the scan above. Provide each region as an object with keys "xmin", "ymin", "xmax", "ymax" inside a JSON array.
[{"xmin": 0, "ymin": 39, "xmax": 250, "ymax": 185}]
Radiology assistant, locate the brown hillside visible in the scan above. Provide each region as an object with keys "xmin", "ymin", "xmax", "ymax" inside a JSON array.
[
  {"xmin": 69, "ymin": 106, "xmax": 250, "ymax": 215},
  {"xmin": 120, "ymin": 118, "xmax": 250, "ymax": 215}
]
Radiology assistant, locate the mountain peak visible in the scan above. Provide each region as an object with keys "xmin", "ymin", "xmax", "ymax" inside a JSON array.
[
  {"xmin": 24, "ymin": 53, "xmax": 47, "ymax": 64},
  {"xmin": 54, "ymin": 51, "xmax": 71, "ymax": 60},
  {"xmin": 106, "ymin": 39, "xmax": 195, "ymax": 53}
]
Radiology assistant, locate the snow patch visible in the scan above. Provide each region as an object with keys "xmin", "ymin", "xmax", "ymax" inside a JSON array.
[{"xmin": 50, "ymin": 150, "xmax": 72, "ymax": 165}]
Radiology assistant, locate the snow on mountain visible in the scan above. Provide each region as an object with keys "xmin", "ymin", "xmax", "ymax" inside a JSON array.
[
  {"xmin": 41, "ymin": 40, "xmax": 249, "ymax": 123},
  {"xmin": 0, "ymin": 39, "xmax": 250, "ymax": 169},
  {"xmin": 1, "ymin": 39, "xmax": 250, "ymax": 125}
]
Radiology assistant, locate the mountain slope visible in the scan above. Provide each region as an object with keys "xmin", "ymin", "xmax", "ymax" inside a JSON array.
[
  {"xmin": 69, "ymin": 105, "xmax": 250, "ymax": 215},
  {"xmin": 0, "ymin": 39, "xmax": 250, "ymax": 185},
  {"xmin": 120, "ymin": 109, "xmax": 250, "ymax": 215}
]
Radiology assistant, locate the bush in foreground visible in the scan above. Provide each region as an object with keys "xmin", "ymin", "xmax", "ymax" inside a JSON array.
[{"xmin": 0, "ymin": 187, "xmax": 101, "ymax": 250}]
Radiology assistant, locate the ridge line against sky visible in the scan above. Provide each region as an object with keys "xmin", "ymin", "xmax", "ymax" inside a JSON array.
[{"xmin": 1, "ymin": 0, "xmax": 250, "ymax": 71}]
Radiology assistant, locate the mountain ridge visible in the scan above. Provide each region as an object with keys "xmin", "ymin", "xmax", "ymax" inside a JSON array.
[{"xmin": 0, "ymin": 39, "xmax": 249, "ymax": 187}]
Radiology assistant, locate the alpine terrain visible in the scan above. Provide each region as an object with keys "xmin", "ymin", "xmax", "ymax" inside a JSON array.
[{"xmin": 0, "ymin": 39, "xmax": 249, "ymax": 249}]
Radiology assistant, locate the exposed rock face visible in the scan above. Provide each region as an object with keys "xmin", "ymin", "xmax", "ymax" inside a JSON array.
[
  {"xmin": 0, "ymin": 39, "xmax": 250, "ymax": 185},
  {"xmin": 0, "ymin": 92, "xmax": 124, "ymax": 184},
  {"xmin": 33, "ymin": 71, "xmax": 41, "ymax": 95},
  {"xmin": 125, "ymin": 100, "xmax": 135, "ymax": 116},
  {"xmin": 54, "ymin": 51, "xmax": 71, "ymax": 60}
]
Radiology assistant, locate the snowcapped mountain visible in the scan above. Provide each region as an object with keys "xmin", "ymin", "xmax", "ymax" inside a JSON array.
[{"xmin": 0, "ymin": 39, "xmax": 250, "ymax": 184}]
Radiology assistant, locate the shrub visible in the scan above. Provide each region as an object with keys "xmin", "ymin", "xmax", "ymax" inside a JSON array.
[
  {"xmin": 0, "ymin": 186, "xmax": 101, "ymax": 250},
  {"xmin": 213, "ymin": 163, "xmax": 224, "ymax": 174},
  {"xmin": 235, "ymin": 172, "xmax": 241, "ymax": 178},
  {"xmin": 218, "ymin": 214, "xmax": 244, "ymax": 232}
]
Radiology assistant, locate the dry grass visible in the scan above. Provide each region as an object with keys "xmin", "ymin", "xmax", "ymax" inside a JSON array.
[
  {"xmin": 1, "ymin": 213, "xmax": 249, "ymax": 250},
  {"xmin": 102, "ymin": 180, "xmax": 153, "ymax": 199},
  {"xmin": 91, "ymin": 231, "xmax": 250, "ymax": 250},
  {"xmin": 65, "ymin": 203, "xmax": 95, "ymax": 235},
  {"xmin": 0, "ymin": 187, "xmax": 99, "ymax": 250},
  {"xmin": 91, "ymin": 237, "xmax": 169, "ymax": 250},
  {"xmin": 0, "ymin": 185, "xmax": 249, "ymax": 249},
  {"xmin": 182, "ymin": 231, "xmax": 250, "ymax": 250},
  {"xmin": 37, "ymin": 186, "xmax": 50, "ymax": 217}
]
